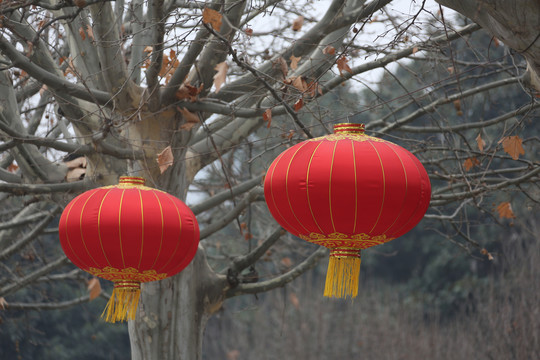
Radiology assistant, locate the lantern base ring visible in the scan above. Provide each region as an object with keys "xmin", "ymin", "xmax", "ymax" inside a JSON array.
[
  {"xmin": 102, "ymin": 280, "xmax": 141, "ymax": 323},
  {"xmin": 324, "ymin": 248, "xmax": 361, "ymax": 299}
]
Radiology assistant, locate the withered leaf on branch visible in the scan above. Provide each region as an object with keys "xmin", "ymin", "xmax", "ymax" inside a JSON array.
[
  {"xmin": 480, "ymin": 248, "xmax": 494, "ymax": 261},
  {"xmin": 463, "ymin": 157, "xmax": 479, "ymax": 171},
  {"xmin": 290, "ymin": 55, "xmax": 301, "ymax": 70},
  {"xmin": 453, "ymin": 99, "xmax": 463, "ymax": 116},
  {"xmin": 281, "ymin": 257, "xmax": 292, "ymax": 267},
  {"xmin": 292, "ymin": 16, "xmax": 304, "ymax": 31},
  {"xmin": 496, "ymin": 202, "xmax": 516, "ymax": 219},
  {"xmin": 263, "ymin": 108, "xmax": 272, "ymax": 128},
  {"xmin": 175, "ymin": 83, "xmax": 203, "ymax": 102},
  {"xmin": 294, "ymin": 98, "xmax": 304, "ymax": 111},
  {"xmin": 213, "ymin": 61, "xmax": 228, "ymax": 93},
  {"xmin": 336, "ymin": 56, "xmax": 352, "ymax": 75},
  {"xmin": 87, "ymin": 277, "xmax": 101, "ymax": 301},
  {"xmin": 501, "ymin": 135, "xmax": 525, "ymax": 160},
  {"xmin": 275, "ymin": 57, "xmax": 288, "ymax": 78},
  {"xmin": 202, "ymin": 7, "xmax": 222, "ymax": 31},
  {"xmin": 476, "ymin": 133, "xmax": 486, "ymax": 152},
  {"xmin": 177, "ymin": 107, "xmax": 200, "ymax": 130},
  {"xmin": 323, "ymin": 46, "xmax": 336, "ymax": 55},
  {"xmin": 0, "ymin": 297, "xmax": 7, "ymax": 310},
  {"xmin": 157, "ymin": 145, "xmax": 174, "ymax": 174},
  {"xmin": 7, "ymin": 162, "xmax": 18, "ymax": 173},
  {"xmin": 290, "ymin": 76, "xmax": 307, "ymax": 93},
  {"xmin": 306, "ymin": 81, "xmax": 323, "ymax": 97}
]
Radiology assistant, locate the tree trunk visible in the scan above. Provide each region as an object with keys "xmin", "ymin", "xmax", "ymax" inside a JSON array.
[{"xmin": 129, "ymin": 248, "xmax": 225, "ymax": 359}]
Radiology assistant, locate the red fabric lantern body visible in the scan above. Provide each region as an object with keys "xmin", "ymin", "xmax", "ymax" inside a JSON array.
[
  {"xmin": 59, "ymin": 176, "xmax": 199, "ymax": 322},
  {"xmin": 264, "ymin": 123, "xmax": 431, "ymax": 298}
]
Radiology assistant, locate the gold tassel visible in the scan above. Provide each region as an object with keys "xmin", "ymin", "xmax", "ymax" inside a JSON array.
[
  {"xmin": 102, "ymin": 280, "xmax": 141, "ymax": 323},
  {"xmin": 324, "ymin": 248, "xmax": 361, "ymax": 298}
]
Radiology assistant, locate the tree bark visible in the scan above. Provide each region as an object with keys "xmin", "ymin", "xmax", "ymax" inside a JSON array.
[{"xmin": 129, "ymin": 247, "xmax": 226, "ymax": 360}]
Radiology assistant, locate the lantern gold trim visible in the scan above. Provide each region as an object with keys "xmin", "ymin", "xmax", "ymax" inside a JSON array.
[
  {"xmin": 102, "ymin": 280, "xmax": 141, "ymax": 323},
  {"xmin": 325, "ymin": 248, "xmax": 361, "ymax": 298}
]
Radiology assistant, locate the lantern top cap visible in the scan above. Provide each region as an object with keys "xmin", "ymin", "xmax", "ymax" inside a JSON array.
[
  {"xmin": 118, "ymin": 176, "xmax": 146, "ymax": 187},
  {"xmin": 333, "ymin": 123, "xmax": 365, "ymax": 134}
]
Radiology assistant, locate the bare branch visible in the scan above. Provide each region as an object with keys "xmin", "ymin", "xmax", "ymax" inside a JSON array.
[
  {"xmin": 227, "ymin": 226, "xmax": 284, "ymax": 275},
  {"xmin": 3, "ymin": 294, "xmax": 92, "ymax": 311},
  {"xmin": 191, "ymin": 175, "xmax": 263, "ymax": 215},
  {"xmin": 0, "ymin": 255, "xmax": 70, "ymax": 298},
  {"xmin": 0, "ymin": 38, "xmax": 111, "ymax": 105},
  {"xmin": 200, "ymin": 187, "xmax": 263, "ymax": 240},
  {"xmin": 226, "ymin": 247, "xmax": 327, "ymax": 298},
  {"xmin": 0, "ymin": 206, "xmax": 59, "ymax": 261},
  {"xmin": 0, "ymin": 180, "xmax": 89, "ymax": 195}
]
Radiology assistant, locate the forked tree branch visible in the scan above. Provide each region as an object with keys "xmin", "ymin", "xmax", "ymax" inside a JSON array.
[{"xmin": 226, "ymin": 247, "xmax": 327, "ymax": 298}]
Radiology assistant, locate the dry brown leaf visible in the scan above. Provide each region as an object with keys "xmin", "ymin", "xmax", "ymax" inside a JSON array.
[
  {"xmin": 292, "ymin": 16, "xmax": 304, "ymax": 31},
  {"xmin": 63, "ymin": 57, "xmax": 76, "ymax": 76},
  {"xmin": 79, "ymin": 27, "xmax": 86, "ymax": 41},
  {"xmin": 496, "ymin": 202, "xmax": 516, "ymax": 219},
  {"xmin": 177, "ymin": 107, "xmax": 199, "ymax": 130},
  {"xmin": 453, "ymin": 99, "xmax": 463, "ymax": 116},
  {"xmin": 294, "ymin": 98, "xmax": 304, "ymax": 111},
  {"xmin": 447, "ymin": 66, "xmax": 454, "ymax": 74},
  {"xmin": 244, "ymin": 27, "xmax": 253, "ymax": 37},
  {"xmin": 175, "ymin": 83, "xmax": 203, "ymax": 102},
  {"xmin": 289, "ymin": 293, "xmax": 300, "ymax": 309},
  {"xmin": 202, "ymin": 7, "xmax": 222, "ymax": 31},
  {"xmin": 323, "ymin": 45, "xmax": 336, "ymax": 55},
  {"xmin": 85, "ymin": 25, "xmax": 94, "ymax": 41},
  {"xmin": 143, "ymin": 46, "xmax": 153, "ymax": 53},
  {"xmin": 501, "ymin": 136, "xmax": 525, "ymax": 160},
  {"xmin": 480, "ymin": 248, "xmax": 494, "ymax": 261},
  {"xmin": 306, "ymin": 81, "xmax": 322, "ymax": 97},
  {"xmin": 336, "ymin": 56, "xmax": 352, "ymax": 75},
  {"xmin": 7, "ymin": 162, "xmax": 18, "ymax": 173},
  {"xmin": 289, "ymin": 55, "xmax": 301, "ymax": 70},
  {"xmin": 157, "ymin": 145, "xmax": 174, "ymax": 174},
  {"xmin": 0, "ymin": 297, "xmax": 7, "ymax": 310},
  {"xmin": 281, "ymin": 257, "xmax": 292, "ymax": 267},
  {"xmin": 87, "ymin": 277, "xmax": 101, "ymax": 301},
  {"xmin": 291, "ymin": 76, "xmax": 307, "ymax": 92},
  {"xmin": 463, "ymin": 157, "xmax": 479, "ymax": 171},
  {"xmin": 213, "ymin": 61, "xmax": 228, "ymax": 93},
  {"xmin": 412, "ymin": 46, "xmax": 419, "ymax": 54},
  {"xmin": 263, "ymin": 108, "xmax": 272, "ymax": 128},
  {"xmin": 276, "ymin": 57, "xmax": 288, "ymax": 78},
  {"xmin": 493, "ymin": 37, "xmax": 500, "ymax": 47},
  {"xmin": 73, "ymin": 0, "xmax": 87, "ymax": 7},
  {"xmin": 476, "ymin": 133, "xmax": 486, "ymax": 152}
]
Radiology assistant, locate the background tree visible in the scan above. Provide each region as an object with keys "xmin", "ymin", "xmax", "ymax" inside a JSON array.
[{"xmin": 0, "ymin": 0, "xmax": 538, "ymax": 359}]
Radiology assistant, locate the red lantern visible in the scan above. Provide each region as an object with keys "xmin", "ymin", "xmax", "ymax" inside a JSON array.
[
  {"xmin": 59, "ymin": 176, "xmax": 199, "ymax": 322},
  {"xmin": 264, "ymin": 123, "xmax": 431, "ymax": 298}
]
